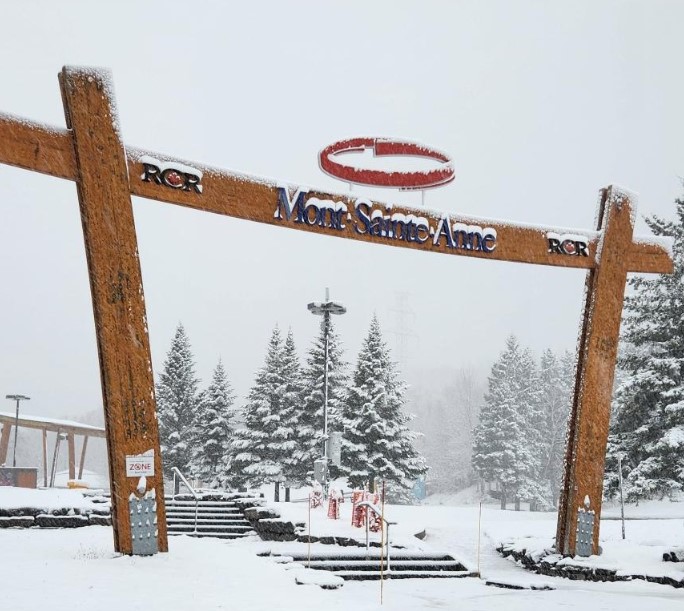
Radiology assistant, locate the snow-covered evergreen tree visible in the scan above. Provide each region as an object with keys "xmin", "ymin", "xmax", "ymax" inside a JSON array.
[
  {"xmin": 156, "ymin": 323, "xmax": 202, "ymax": 481},
  {"xmin": 190, "ymin": 359, "xmax": 236, "ymax": 489},
  {"xmin": 513, "ymin": 346, "xmax": 547, "ymax": 509},
  {"xmin": 606, "ymin": 196, "xmax": 684, "ymax": 501},
  {"xmin": 293, "ymin": 318, "xmax": 348, "ymax": 484},
  {"xmin": 230, "ymin": 327, "xmax": 289, "ymax": 490},
  {"xmin": 340, "ymin": 315, "xmax": 426, "ymax": 496},
  {"xmin": 472, "ymin": 336, "xmax": 541, "ymax": 509},
  {"xmin": 534, "ymin": 348, "xmax": 573, "ymax": 508},
  {"xmin": 277, "ymin": 329, "xmax": 306, "ymax": 494}
]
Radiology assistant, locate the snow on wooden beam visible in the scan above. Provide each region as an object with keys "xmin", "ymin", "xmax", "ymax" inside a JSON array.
[
  {"xmin": 0, "ymin": 113, "xmax": 672, "ymax": 275},
  {"xmin": 0, "ymin": 411, "xmax": 105, "ymax": 437}
]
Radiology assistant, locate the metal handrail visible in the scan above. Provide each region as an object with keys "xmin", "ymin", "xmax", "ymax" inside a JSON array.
[
  {"xmin": 355, "ymin": 500, "xmax": 397, "ymax": 572},
  {"xmin": 171, "ymin": 467, "xmax": 199, "ymax": 533}
]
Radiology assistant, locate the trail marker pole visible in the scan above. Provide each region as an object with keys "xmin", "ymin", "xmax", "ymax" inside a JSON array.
[
  {"xmin": 307, "ymin": 492, "xmax": 311, "ymax": 568},
  {"xmin": 477, "ymin": 500, "xmax": 482, "ymax": 577},
  {"xmin": 618, "ymin": 455, "xmax": 626, "ymax": 540}
]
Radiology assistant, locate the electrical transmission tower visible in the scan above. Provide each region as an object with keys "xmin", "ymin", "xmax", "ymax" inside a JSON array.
[{"xmin": 388, "ymin": 291, "xmax": 418, "ymax": 367}]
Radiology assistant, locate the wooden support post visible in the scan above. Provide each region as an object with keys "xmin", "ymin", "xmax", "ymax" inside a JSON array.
[
  {"xmin": 59, "ymin": 67, "xmax": 167, "ymax": 554},
  {"xmin": 42, "ymin": 429, "xmax": 48, "ymax": 487},
  {"xmin": 78, "ymin": 436, "xmax": 89, "ymax": 480},
  {"xmin": 0, "ymin": 424, "xmax": 10, "ymax": 465},
  {"xmin": 50, "ymin": 431, "xmax": 61, "ymax": 487},
  {"xmin": 67, "ymin": 433, "xmax": 75, "ymax": 480},
  {"xmin": 556, "ymin": 186, "xmax": 635, "ymax": 556}
]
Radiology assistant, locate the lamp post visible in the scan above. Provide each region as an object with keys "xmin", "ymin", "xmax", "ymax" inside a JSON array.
[
  {"xmin": 6, "ymin": 394, "xmax": 30, "ymax": 467},
  {"xmin": 308, "ymin": 288, "xmax": 346, "ymax": 497}
]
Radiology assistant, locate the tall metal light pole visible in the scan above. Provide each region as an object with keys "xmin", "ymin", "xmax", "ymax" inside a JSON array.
[
  {"xmin": 308, "ymin": 288, "xmax": 345, "ymax": 496},
  {"xmin": 6, "ymin": 394, "xmax": 30, "ymax": 467}
]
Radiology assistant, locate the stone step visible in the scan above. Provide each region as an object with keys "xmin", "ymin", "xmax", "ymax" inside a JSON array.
[
  {"xmin": 167, "ymin": 517, "xmax": 246, "ymax": 524},
  {"xmin": 262, "ymin": 547, "xmax": 475, "ymax": 581},
  {"xmin": 163, "ymin": 494, "xmax": 262, "ymax": 542},
  {"xmin": 168, "ymin": 523, "xmax": 252, "ymax": 533},
  {"xmin": 165, "ymin": 501, "xmax": 242, "ymax": 511},
  {"xmin": 304, "ymin": 559, "xmax": 467, "ymax": 572},
  {"xmin": 164, "ymin": 496, "xmax": 261, "ymax": 504},
  {"xmin": 166, "ymin": 509, "xmax": 245, "ymax": 520},
  {"xmin": 167, "ymin": 512, "xmax": 243, "ymax": 517},
  {"xmin": 283, "ymin": 551, "xmax": 457, "ymax": 562},
  {"xmin": 167, "ymin": 520, "xmax": 250, "ymax": 528},
  {"xmin": 164, "ymin": 493, "xmax": 253, "ymax": 499},
  {"xmin": 165, "ymin": 501, "xmax": 241, "ymax": 509},
  {"xmin": 169, "ymin": 531, "xmax": 252, "ymax": 540},
  {"xmin": 166, "ymin": 510, "xmax": 245, "ymax": 517},
  {"xmin": 333, "ymin": 569, "xmax": 476, "ymax": 581}
]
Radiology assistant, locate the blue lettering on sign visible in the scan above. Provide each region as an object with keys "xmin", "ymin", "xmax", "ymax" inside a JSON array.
[
  {"xmin": 433, "ymin": 216, "xmax": 497, "ymax": 253},
  {"xmin": 354, "ymin": 200, "xmax": 372, "ymax": 235},
  {"xmin": 273, "ymin": 186, "xmax": 497, "ymax": 253},
  {"xmin": 434, "ymin": 216, "xmax": 455, "ymax": 248},
  {"xmin": 274, "ymin": 187, "xmax": 348, "ymax": 231},
  {"xmin": 274, "ymin": 187, "xmax": 308, "ymax": 222}
]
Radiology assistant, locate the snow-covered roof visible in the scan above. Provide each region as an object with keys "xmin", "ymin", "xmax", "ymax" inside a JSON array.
[{"xmin": 0, "ymin": 412, "xmax": 105, "ymax": 437}]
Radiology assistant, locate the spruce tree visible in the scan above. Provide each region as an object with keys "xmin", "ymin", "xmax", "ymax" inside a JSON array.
[
  {"xmin": 472, "ymin": 336, "xmax": 540, "ymax": 509},
  {"xmin": 340, "ymin": 315, "xmax": 426, "ymax": 496},
  {"xmin": 513, "ymin": 346, "xmax": 546, "ymax": 509},
  {"xmin": 277, "ymin": 329, "xmax": 306, "ymax": 497},
  {"xmin": 607, "ymin": 196, "xmax": 684, "ymax": 501},
  {"xmin": 156, "ymin": 323, "xmax": 201, "ymax": 481},
  {"xmin": 190, "ymin": 359, "xmax": 236, "ymax": 489},
  {"xmin": 534, "ymin": 349, "xmax": 573, "ymax": 508},
  {"xmin": 231, "ymin": 327, "xmax": 288, "ymax": 491},
  {"xmin": 295, "ymin": 318, "xmax": 348, "ymax": 484}
]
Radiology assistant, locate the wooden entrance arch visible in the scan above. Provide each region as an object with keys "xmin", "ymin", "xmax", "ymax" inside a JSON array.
[{"xmin": 0, "ymin": 66, "xmax": 673, "ymax": 556}]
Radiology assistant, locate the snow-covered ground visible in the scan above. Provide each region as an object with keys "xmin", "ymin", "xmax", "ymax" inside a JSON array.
[
  {"xmin": 1, "ymin": 488, "xmax": 684, "ymax": 610},
  {"xmin": 51, "ymin": 469, "xmax": 109, "ymax": 490},
  {"xmin": 0, "ymin": 486, "xmax": 107, "ymax": 512}
]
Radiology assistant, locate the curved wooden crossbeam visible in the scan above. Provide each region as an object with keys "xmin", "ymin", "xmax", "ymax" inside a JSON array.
[{"xmin": 0, "ymin": 112, "xmax": 672, "ymax": 275}]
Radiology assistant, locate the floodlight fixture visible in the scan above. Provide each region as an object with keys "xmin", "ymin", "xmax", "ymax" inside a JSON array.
[
  {"xmin": 307, "ymin": 288, "xmax": 346, "ymax": 497},
  {"xmin": 5, "ymin": 394, "xmax": 30, "ymax": 468}
]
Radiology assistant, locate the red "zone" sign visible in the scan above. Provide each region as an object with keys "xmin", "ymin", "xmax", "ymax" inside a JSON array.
[{"xmin": 126, "ymin": 455, "xmax": 154, "ymax": 477}]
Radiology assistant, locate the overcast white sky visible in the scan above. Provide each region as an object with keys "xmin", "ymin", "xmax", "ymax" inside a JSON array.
[{"xmin": 1, "ymin": 1, "xmax": 683, "ymax": 420}]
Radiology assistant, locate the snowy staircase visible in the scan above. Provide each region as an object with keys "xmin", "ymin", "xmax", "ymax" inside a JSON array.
[
  {"xmin": 261, "ymin": 548, "xmax": 477, "ymax": 580},
  {"xmin": 165, "ymin": 495, "xmax": 255, "ymax": 540}
]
